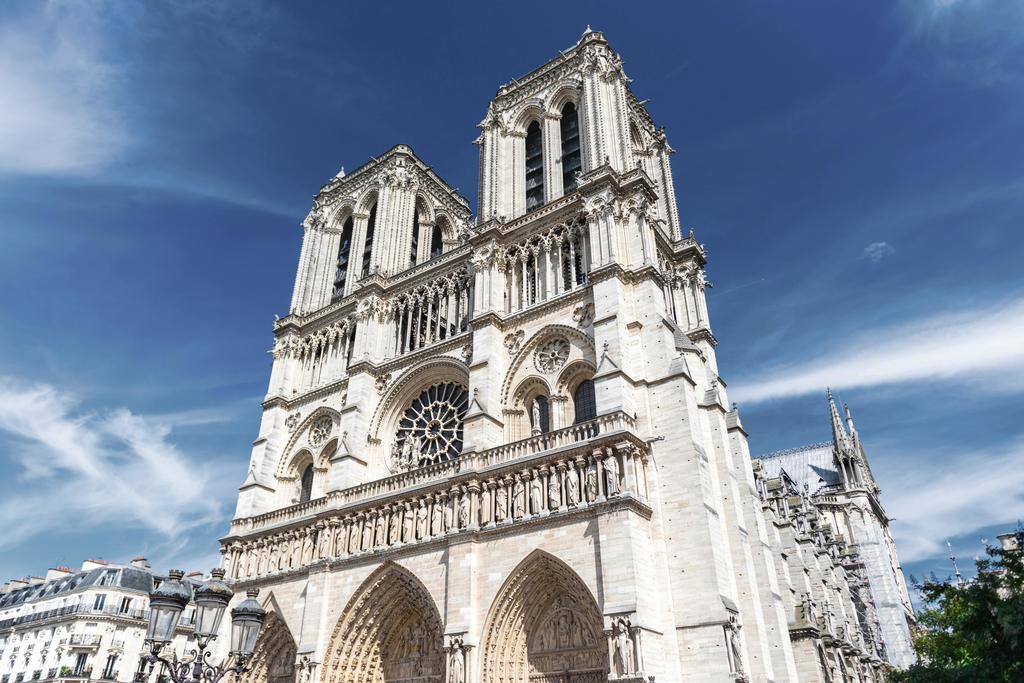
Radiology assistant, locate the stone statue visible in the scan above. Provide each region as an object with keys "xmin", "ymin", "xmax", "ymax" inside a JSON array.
[
  {"xmin": 458, "ymin": 491, "xmax": 470, "ymax": 528},
  {"xmin": 529, "ymin": 475, "xmax": 543, "ymax": 514},
  {"xmin": 431, "ymin": 498, "xmax": 443, "ymax": 536},
  {"xmin": 585, "ymin": 460, "xmax": 599, "ymax": 501},
  {"xmin": 512, "ymin": 478, "xmax": 526, "ymax": 518},
  {"xmin": 415, "ymin": 501, "xmax": 428, "ymax": 539},
  {"xmin": 448, "ymin": 640, "xmax": 465, "ymax": 683},
  {"xmin": 361, "ymin": 518, "xmax": 372, "ymax": 551},
  {"xmin": 495, "ymin": 486, "xmax": 508, "ymax": 523},
  {"xmin": 531, "ymin": 400, "xmax": 542, "ymax": 435},
  {"xmin": 548, "ymin": 471, "xmax": 561, "ymax": 509},
  {"xmin": 612, "ymin": 618, "xmax": 634, "ymax": 676},
  {"xmin": 565, "ymin": 468, "xmax": 580, "ymax": 506},
  {"xmin": 605, "ymin": 452, "xmax": 620, "ymax": 496},
  {"xmin": 388, "ymin": 509, "xmax": 400, "ymax": 545},
  {"xmin": 374, "ymin": 514, "xmax": 386, "ymax": 547}
]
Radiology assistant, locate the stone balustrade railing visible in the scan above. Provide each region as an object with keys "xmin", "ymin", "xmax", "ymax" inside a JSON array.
[
  {"xmin": 222, "ymin": 434, "xmax": 648, "ymax": 583},
  {"xmin": 228, "ymin": 411, "xmax": 637, "ymax": 536}
]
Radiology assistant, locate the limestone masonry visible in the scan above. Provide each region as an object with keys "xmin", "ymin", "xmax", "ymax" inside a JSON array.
[{"xmin": 217, "ymin": 29, "xmax": 916, "ymax": 683}]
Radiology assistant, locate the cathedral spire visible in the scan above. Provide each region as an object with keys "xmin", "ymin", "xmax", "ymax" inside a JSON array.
[
  {"xmin": 827, "ymin": 388, "xmax": 848, "ymax": 449},
  {"xmin": 845, "ymin": 403, "xmax": 860, "ymax": 448}
]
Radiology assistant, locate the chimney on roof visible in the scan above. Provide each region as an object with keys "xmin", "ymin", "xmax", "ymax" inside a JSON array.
[
  {"xmin": 6, "ymin": 578, "xmax": 29, "ymax": 592},
  {"xmin": 28, "ymin": 576, "xmax": 45, "ymax": 585},
  {"xmin": 80, "ymin": 559, "xmax": 110, "ymax": 572},
  {"xmin": 131, "ymin": 557, "xmax": 151, "ymax": 569},
  {"xmin": 46, "ymin": 567, "xmax": 74, "ymax": 581}
]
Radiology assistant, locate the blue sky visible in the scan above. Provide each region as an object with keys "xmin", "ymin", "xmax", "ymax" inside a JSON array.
[{"xmin": 1, "ymin": 1, "xmax": 1022, "ymax": 596}]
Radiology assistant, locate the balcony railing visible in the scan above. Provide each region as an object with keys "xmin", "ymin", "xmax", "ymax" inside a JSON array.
[
  {"xmin": 228, "ymin": 410, "xmax": 638, "ymax": 536},
  {"xmin": 68, "ymin": 634, "xmax": 101, "ymax": 647},
  {"xmin": 0, "ymin": 604, "xmax": 148, "ymax": 630}
]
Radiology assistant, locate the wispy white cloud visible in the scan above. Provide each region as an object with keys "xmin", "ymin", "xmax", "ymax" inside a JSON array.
[
  {"xmin": 899, "ymin": 0, "xmax": 1024, "ymax": 86},
  {"xmin": 862, "ymin": 241, "xmax": 895, "ymax": 264},
  {"xmin": 0, "ymin": 376, "xmax": 236, "ymax": 555},
  {"xmin": 0, "ymin": 1, "xmax": 131, "ymax": 175},
  {"xmin": 732, "ymin": 297, "xmax": 1024, "ymax": 403},
  {"xmin": 875, "ymin": 437, "xmax": 1024, "ymax": 562}
]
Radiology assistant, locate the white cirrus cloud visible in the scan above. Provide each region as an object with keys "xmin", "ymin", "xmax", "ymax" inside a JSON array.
[
  {"xmin": 873, "ymin": 437, "xmax": 1024, "ymax": 563},
  {"xmin": 0, "ymin": 375, "xmax": 236, "ymax": 554},
  {"xmin": 732, "ymin": 297, "xmax": 1024, "ymax": 404},
  {"xmin": 0, "ymin": 1, "xmax": 131, "ymax": 176}
]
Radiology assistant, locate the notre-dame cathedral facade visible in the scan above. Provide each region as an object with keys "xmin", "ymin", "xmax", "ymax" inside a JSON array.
[{"xmin": 220, "ymin": 29, "xmax": 915, "ymax": 683}]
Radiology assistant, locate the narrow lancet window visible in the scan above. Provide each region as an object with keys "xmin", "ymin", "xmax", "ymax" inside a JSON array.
[
  {"xmin": 299, "ymin": 464, "xmax": 314, "ymax": 503},
  {"xmin": 332, "ymin": 216, "xmax": 354, "ymax": 301},
  {"xmin": 525, "ymin": 120, "xmax": 544, "ymax": 211},
  {"xmin": 560, "ymin": 102, "xmax": 582, "ymax": 192},
  {"xmin": 361, "ymin": 203, "xmax": 377, "ymax": 277},
  {"xmin": 573, "ymin": 379, "xmax": 597, "ymax": 424},
  {"xmin": 430, "ymin": 224, "xmax": 443, "ymax": 259},
  {"xmin": 409, "ymin": 205, "xmax": 420, "ymax": 266}
]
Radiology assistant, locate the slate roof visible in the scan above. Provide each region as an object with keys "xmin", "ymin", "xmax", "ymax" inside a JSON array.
[
  {"xmin": 0, "ymin": 565, "xmax": 191, "ymax": 610},
  {"xmin": 756, "ymin": 442, "xmax": 841, "ymax": 494}
]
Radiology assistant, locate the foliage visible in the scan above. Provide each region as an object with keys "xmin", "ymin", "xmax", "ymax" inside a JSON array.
[{"xmin": 894, "ymin": 530, "xmax": 1024, "ymax": 683}]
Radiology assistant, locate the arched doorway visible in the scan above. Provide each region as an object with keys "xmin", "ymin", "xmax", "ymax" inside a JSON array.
[
  {"xmin": 481, "ymin": 551, "xmax": 608, "ymax": 683},
  {"xmin": 323, "ymin": 563, "xmax": 445, "ymax": 683},
  {"xmin": 240, "ymin": 611, "xmax": 297, "ymax": 683}
]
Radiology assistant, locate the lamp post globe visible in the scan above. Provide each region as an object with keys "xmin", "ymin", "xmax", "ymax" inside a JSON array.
[
  {"xmin": 230, "ymin": 589, "xmax": 266, "ymax": 659},
  {"xmin": 193, "ymin": 568, "xmax": 233, "ymax": 644},
  {"xmin": 146, "ymin": 569, "xmax": 191, "ymax": 647}
]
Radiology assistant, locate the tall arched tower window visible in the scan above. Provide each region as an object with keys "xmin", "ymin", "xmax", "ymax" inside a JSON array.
[
  {"xmin": 409, "ymin": 205, "xmax": 420, "ymax": 266},
  {"xmin": 430, "ymin": 224, "xmax": 443, "ymax": 259},
  {"xmin": 299, "ymin": 464, "xmax": 314, "ymax": 503},
  {"xmin": 332, "ymin": 216, "xmax": 354, "ymax": 301},
  {"xmin": 361, "ymin": 203, "xmax": 377, "ymax": 277},
  {"xmin": 525, "ymin": 121, "xmax": 544, "ymax": 211},
  {"xmin": 560, "ymin": 102, "xmax": 582, "ymax": 192},
  {"xmin": 573, "ymin": 380, "xmax": 596, "ymax": 424}
]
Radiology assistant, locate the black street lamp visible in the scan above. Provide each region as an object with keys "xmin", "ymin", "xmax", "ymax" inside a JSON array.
[{"xmin": 140, "ymin": 569, "xmax": 266, "ymax": 683}]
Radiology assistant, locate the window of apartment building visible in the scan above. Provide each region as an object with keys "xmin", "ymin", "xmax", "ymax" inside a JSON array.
[
  {"xmin": 92, "ymin": 594, "xmax": 105, "ymax": 611},
  {"xmin": 118, "ymin": 597, "xmax": 132, "ymax": 614},
  {"xmin": 73, "ymin": 653, "xmax": 88, "ymax": 676},
  {"xmin": 97, "ymin": 570, "xmax": 117, "ymax": 587},
  {"xmin": 102, "ymin": 655, "xmax": 118, "ymax": 680}
]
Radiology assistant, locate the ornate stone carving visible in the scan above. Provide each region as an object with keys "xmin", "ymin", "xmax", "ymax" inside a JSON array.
[
  {"xmin": 504, "ymin": 330, "xmax": 525, "ymax": 353},
  {"xmin": 285, "ymin": 412, "xmax": 302, "ymax": 433},
  {"xmin": 535, "ymin": 337, "xmax": 570, "ymax": 373},
  {"xmin": 392, "ymin": 382, "xmax": 469, "ymax": 470},
  {"xmin": 322, "ymin": 565, "xmax": 444, "ymax": 683},
  {"xmin": 572, "ymin": 303, "xmax": 594, "ymax": 328},
  {"xmin": 480, "ymin": 552, "xmax": 608, "ymax": 683},
  {"xmin": 309, "ymin": 415, "xmax": 332, "ymax": 448},
  {"xmin": 375, "ymin": 372, "xmax": 392, "ymax": 395}
]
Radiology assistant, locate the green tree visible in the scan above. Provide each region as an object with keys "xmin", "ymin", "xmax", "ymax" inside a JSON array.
[{"xmin": 894, "ymin": 529, "xmax": 1024, "ymax": 683}]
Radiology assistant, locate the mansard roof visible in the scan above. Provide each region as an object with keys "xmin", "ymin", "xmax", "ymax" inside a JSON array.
[
  {"xmin": 0, "ymin": 564, "xmax": 195, "ymax": 609},
  {"xmin": 756, "ymin": 442, "xmax": 841, "ymax": 495},
  {"xmin": 310, "ymin": 144, "xmax": 470, "ymax": 227}
]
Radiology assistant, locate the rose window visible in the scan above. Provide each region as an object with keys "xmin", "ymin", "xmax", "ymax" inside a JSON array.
[
  {"xmin": 309, "ymin": 415, "xmax": 332, "ymax": 448},
  {"xmin": 392, "ymin": 382, "xmax": 469, "ymax": 471},
  {"xmin": 535, "ymin": 338, "xmax": 570, "ymax": 374}
]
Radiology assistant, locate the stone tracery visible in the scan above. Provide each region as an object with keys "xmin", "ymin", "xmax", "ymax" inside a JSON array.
[{"xmin": 390, "ymin": 382, "xmax": 469, "ymax": 472}]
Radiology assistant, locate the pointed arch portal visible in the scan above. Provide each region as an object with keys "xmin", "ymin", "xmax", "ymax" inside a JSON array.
[
  {"xmin": 240, "ymin": 611, "xmax": 297, "ymax": 683},
  {"xmin": 481, "ymin": 551, "xmax": 608, "ymax": 683},
  {"xmin": 323, "ymin": 563, "xmax": 445, "ymax": 683}
]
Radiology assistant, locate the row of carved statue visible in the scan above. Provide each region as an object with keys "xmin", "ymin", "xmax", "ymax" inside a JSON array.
[{"xmin": 223, "ymin": 444, "xmax": 648, "ymax": 581}]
